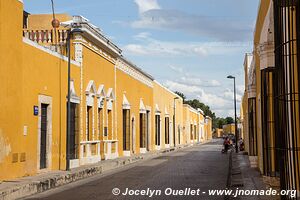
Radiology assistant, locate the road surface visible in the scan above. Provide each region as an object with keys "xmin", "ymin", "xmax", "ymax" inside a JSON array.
[{"xmin": 25, "ymin": 140, "xmax": 229, "ymax": 200}]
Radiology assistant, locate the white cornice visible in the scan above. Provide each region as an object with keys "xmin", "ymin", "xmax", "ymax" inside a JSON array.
[
  {"xmin": 116, "ymin": 59, "xmax": 153, "ymax": 88},
  {"xmin": 18, "ymin": 0, "xmax": 23, "ymax": 3},
  {"xmin": 23, "ymin": 37, "xmax": 80, "ymax": 67},
  {"xmin": 183, "ymin": 104, "xmax": 199, "ymax": 115},
  {"xmin": 74, "ymin": 36, "xmax": 116, "ymax": 64}
]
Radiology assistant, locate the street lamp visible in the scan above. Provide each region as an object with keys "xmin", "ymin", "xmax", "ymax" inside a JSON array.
[
  {"xmin": 227, "ymin": 75, "xmax": 238, "ymax": 153},
  {"xmin": 173, "ymin": 97, "xmax": 179, "ymax": 147},
  {"xmin": 66, "ymin": 28, "xmax": 83, "ymax": 170}
]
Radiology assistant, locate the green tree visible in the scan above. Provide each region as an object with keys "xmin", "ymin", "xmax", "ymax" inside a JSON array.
[
  {"xmin": 174, "ymin": 91, "xmax": 221, "ymax": 128},
  {"xmin": 215, "ymin": 117, "xmax": 226, "ymax": 129},
  {"xmin": 174, "ymin": 91, "xmax": 186, "ymax": 102},
  {"xmin": 225, "ymin": 116, "xmax": 234, "ymax": 124}
]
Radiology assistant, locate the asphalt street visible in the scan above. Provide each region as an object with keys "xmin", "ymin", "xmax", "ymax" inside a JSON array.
[{"xmin": 24, "ymin": 140, "xmax": 229, "ymax": 200}]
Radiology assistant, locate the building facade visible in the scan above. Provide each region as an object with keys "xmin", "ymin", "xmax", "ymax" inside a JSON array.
[
  {"xmin": 242, "ymin": 0, "xmax": 300, "ymax": 198},
  {"xmin": 0, "ymin": 0, "xmax": 213, "ymax": 181}
]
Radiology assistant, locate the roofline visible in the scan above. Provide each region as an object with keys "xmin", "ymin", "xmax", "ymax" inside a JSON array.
[
  {"xmin": 63, "ymin": 15, "xmax": 122, "ymax": 57},
  {"xmin": 119, "ymin": 56, "xmax": 154, "ymax": 80},
  {"xmin": 153, "ymin": 80, "xmax": 183, "ymax": 100},
  {"xmin": 183, "ymin": 104, "xmax": 205, "ymax": 115}
]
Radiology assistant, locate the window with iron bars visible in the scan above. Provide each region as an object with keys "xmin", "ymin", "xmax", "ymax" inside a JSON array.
[{"xmin": 273, "ymin": 0, "xmax": 300, "ymax": 198}]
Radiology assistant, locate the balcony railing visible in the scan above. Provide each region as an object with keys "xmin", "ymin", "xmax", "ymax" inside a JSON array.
[{"xmin": 23, "ymin": 29, "xmax": 68, "ymax": 44}]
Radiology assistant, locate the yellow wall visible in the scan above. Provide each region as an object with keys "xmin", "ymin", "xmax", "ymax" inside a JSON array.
[
  {"xmin": 215, "ymin": 129, "xmax": 224, "ymax": 138},
  {"xmin": 153, "ymin": 81, "xmax": 183, "ymax": 148},
  {"xmin": 206, "ymin": 117, "xmax": 213, "ymax": 140},
  {"xmin": 0, "ymin": 0, "xmax": 217, "ymax": 182},
  {"xmin": 223, "ymin": 124, "xmax": 235, "ymax": 135},
  {"xmin": 116, "ymin": 66, "xmax": 153, "ymax": 156},
  {"xmin": 253, "ymin": 0, "xmax": 271, "ymax": 173},
  {"xmin": 0, "ymin": 0, "xmax": 80, "ymax": 180},
  {"xmin": 27, "ymin": 14, "xmax": 72, "ymax": 30},
  {"xmin": 183, "ymin": 105, "xmax": 199, "ymax": 144}
]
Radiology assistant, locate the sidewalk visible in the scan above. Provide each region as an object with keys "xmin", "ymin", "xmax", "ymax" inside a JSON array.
[
  {"xmin": 0, "ymin": 141, "xmax": 211, "ymax": 200},
  {"xmin": 227, "ymin": 152, "xmax": 280, "ymax": 200}
]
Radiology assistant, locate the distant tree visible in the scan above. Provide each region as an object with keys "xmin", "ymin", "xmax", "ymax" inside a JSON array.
[
  {"xmin": 215, "ymin": 117, "xmax": 226, "ymax": 129},
  {"xmin": 225, "ymin": 117, "xmax": 234, "ymax": 124},
  {"xmin": 174, "ymin": 92, "xmax": 222, "ymax": 129},
  {"xmin": 174, "ymin": 91, "xmax": 186, "ymax": 102}
]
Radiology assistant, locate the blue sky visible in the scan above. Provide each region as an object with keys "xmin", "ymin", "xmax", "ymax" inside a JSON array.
[{"xmin": 24, "ymin": 0, "xmax": 259, "ymax": 118}]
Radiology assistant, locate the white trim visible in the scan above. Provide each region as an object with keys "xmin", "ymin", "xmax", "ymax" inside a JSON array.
[
  {"xmin": 97, "ymin": 84, "xmax": 106, "ymax": 97},
  {"xmin": 123, "ymin": 151, "xmax": 131, "ymax": 157},
  {"xmin": 18, "ymin": 0, "xmax": 23, "ymax": 3},
  {"xmin": 23, "ymin": 38, "xmax": 80, "ymax": 67},
  {"xmin": 97, "ymin": 97, "xmax": 105, "ymax": 109},
  {"xmin": 70, "ymin": 80, "xmax": 80, "ymax": 104},
  {"xmin": 69, "ymin": 159, "xmax": 80, "ymax": 169},
  {"xmin": 122, "ymin": 94, "xmax": 131, "ymax": 109},
  {"xmin": 140, "ymin": 99, "xmax": 146, "ymax": 113},
  {"xmin": 106, "ymin": 88, "xmax": 115, "ymax": 100},
  {"xmin": 116, "ymin": 59, "xmax": 153, "ymax": 88},
  {"xmin": 107, "ymin": 99, "xmax": 113, "ymax": 110},
  {"xmin": 81, "ymin": 26, "xmax": 121, "ymax": 56},
  {"xmin": 85, "ymin": 80, "xmax": 97, "ymax": 95},
  {"xmin": 140, "ymin": 148, "xmax": 147, "ymax": 154},
  {"xmin": 155, "ymin": 104, "xmax": 161, "ymax": 114},
  {"xmin": 183, "ymin": 104, "xmax": 199, "ymax": 115}
]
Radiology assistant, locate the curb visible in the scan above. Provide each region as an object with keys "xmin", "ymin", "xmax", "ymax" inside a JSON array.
[{"xmin": 0, "ymin": 143, "xmax": 204, "ymax": 200}]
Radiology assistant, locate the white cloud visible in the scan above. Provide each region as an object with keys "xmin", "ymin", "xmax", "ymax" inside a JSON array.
[
  {"xmin": 134, "ymin": 0, "xmax": 160, "ymax": 14},
  {"xmin": 162, "ymin": 79, "xmax": 241, "ymax": 117},
  {"xmin": 134, "ymin": 32, "xmax": 152, "ymax": 40},
  {"xmin": 131, "ymin": 4, "xmax": 253, "ymax": 41},
  {"xmin": 123, "ymin": 33, "xmax": 247, "ymax": 57},
  {"xmin": 178, "ymin": 76, "xmax": 221, "ymax": 87},
  {"xmin": 223, "ymin": 88, "xmax": 242, "ymax": 102},
  {"xmin": 168, "ymin": 65, "xmax": 184, "ymax": 73},
  {"xmin": 123, "ymin": 44, "xmax": 148, "ymax": 55}
]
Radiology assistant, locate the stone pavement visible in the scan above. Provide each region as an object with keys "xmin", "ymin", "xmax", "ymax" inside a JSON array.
[
  {"xmin": 23, "ymin": 140, "xmax": 228, "ymax": 200},
  {"xmin": 0, "ymin": 141, "xmax": 212, "ymax": 200},
  {"xmin": 228, "ymin": 152, "xmax": 280, "ymax": 200}
]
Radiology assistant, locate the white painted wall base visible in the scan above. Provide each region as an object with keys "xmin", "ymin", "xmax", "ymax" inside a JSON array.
[
  {"xmin": 123, "ymin": 150, "xmax": 131, "ymax": 157},
  {"xmin": 249, "ymin": 156, "xmax": 258, "ymax": 168},
  {"xmin": 80, "ymin": 156, "xmax": 101, "ymax": 165},
  {"xmin": 165, "ymin": 144, "xmax": 170, "ymax": 149},
  {"xmin": 105, "ymin": 152, "xmax": 119, "ymax": 160},
  {"xmin": 155, "ymin": 146, "xmax": 161, "ymax": 151},
  {"xmin": 69, "ymin": 159, "xmax": 80, "ymax": 169},
  {"xmin": 140, "ymin": 148, "xmax": 147, "ymax": 154}
]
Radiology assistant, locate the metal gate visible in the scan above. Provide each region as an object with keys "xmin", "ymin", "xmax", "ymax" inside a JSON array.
[
  {"xmin": 248, "ymin": 98, "xmax": 257, "ymax": 156},
  {"xmin": 273, "ymin": 0, "xmax": 300, "ymax": 198},
  {"xmin": 261, "ymin": 68, "xmax": 279, "ymax": 177}
]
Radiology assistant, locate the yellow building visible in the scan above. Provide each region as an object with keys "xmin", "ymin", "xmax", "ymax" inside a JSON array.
[
  {"xmin": 215, "ymin": 128, "xmax": 224, "ymax": 138},
  {"xmin": 183, "ymin": 105, "xmax": 200, "ymax": 144},
  {"xmin": 222, "ymin": 124, "xmax": 235, "ymax": 135},
  {"xmin": 115, "ymin": 58, "xmax": 154, "ymax": 156},
  {"xmin": 153, "ymin": 81, "xmax": 183, "ymax": 149},
  {"xmin": 0, "ymin": 1, "xmax": 81, "ymax": 180},
  {"xmin": 242, "ymin": 0, "xmax": 300, "ymax": 193},
  {"xmin": 204, "ymin": 116, "xmax": 213, "ymax": 141},
  {"xmin": 0, "ymin": 0, "xmax": 215, "ymax": 182}
]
